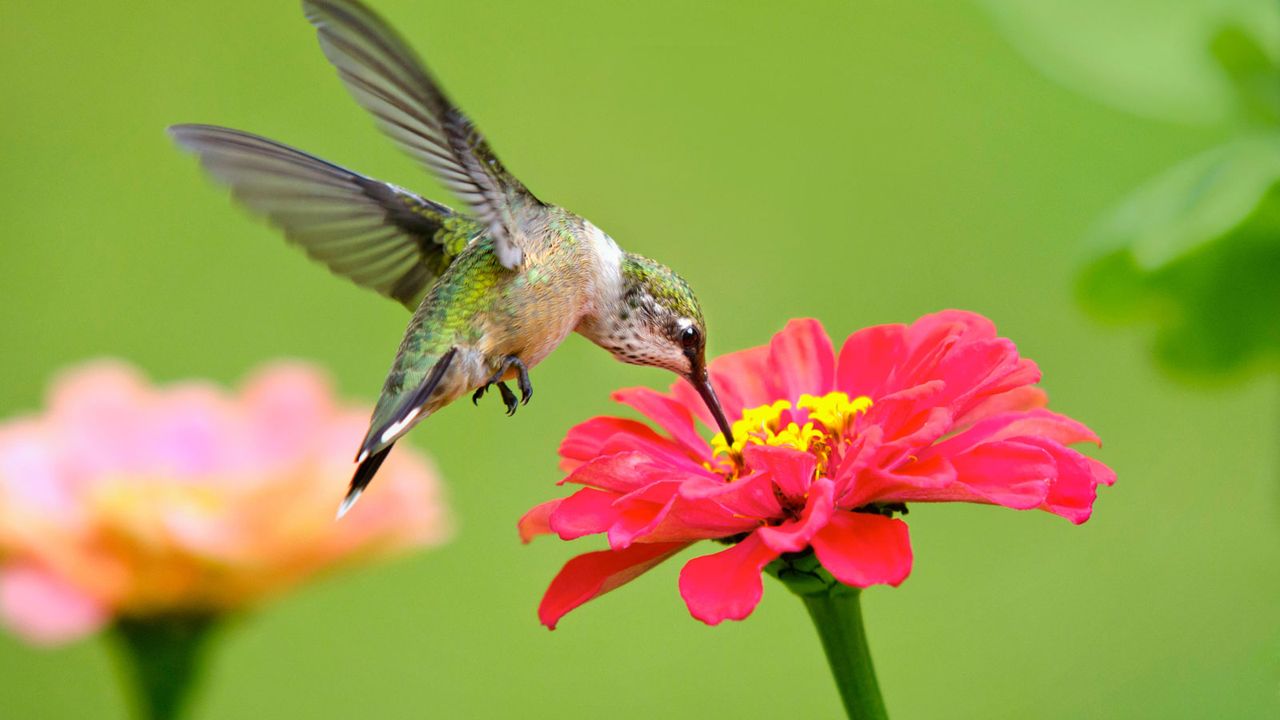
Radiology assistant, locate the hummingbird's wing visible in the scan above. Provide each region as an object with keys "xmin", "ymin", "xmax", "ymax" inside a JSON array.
[
  {"xmin": 169, "ymin": 124, "xmax": 476, "ymax": 310},
  {"xmin": 303, "ymin": 0, "xmax": 542, "ymax": 271}
]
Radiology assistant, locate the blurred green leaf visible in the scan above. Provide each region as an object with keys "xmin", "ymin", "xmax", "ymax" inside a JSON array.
[
  {"xmin": 1093, "ymin": 135, "xmax": 1280, "ymax": 270},
  {"xmin": 977, "ymin": 0, "xmax": 1280, "ymax": 123},
  {"xmin": 1078, "ymin": 135, "xmax": 1280, "ymax": 376},
  {"xmin": 1210, "ymin": 25, "xmax": 1280, "ymax": 125}
]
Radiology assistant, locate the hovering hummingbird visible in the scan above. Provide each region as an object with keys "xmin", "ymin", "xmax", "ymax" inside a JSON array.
[{"xmin": 170, "ymin": 0, "xmax": 735, "ymax": 516}]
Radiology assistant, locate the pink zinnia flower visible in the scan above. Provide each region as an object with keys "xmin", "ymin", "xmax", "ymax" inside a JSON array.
[
  {"xmin": 521, "ymin": 312, "xmax": 1114, "ymax": 627},
  {"xmin": 0, "ymin": 360, "xmax": 451, "ymax": 646}
]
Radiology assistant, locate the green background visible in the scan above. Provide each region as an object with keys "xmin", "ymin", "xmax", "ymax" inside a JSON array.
[{"xmin": 1, "ymin": 1, "xmax": 1276, "ymax": 718}]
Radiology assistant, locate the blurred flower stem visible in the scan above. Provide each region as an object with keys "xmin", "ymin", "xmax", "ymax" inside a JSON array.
[
  {"xmin": 771, "ymin": 552, "xmax": 888, "ymax": 720},
  {"xmin": 112, "ymin": 615, "xmax": 218, "ymax": 720}
]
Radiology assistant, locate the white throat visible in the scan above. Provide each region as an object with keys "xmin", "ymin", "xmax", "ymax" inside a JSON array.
[{"xmin": 581, "ymin": 220, "xmax": 626, "ymax": 313}]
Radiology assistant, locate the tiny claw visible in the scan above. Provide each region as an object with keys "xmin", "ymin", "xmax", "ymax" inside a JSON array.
[
  {"xmin": 472, "ymin": 385, "xmax": 486, "ymax": 405},
  {"xmin": 512, "ymin": 358, "xmax": 533, "ymax": 405},
  {"xmin": 498, "ymin": 382, "xmax": 518, "ymax": 416}
]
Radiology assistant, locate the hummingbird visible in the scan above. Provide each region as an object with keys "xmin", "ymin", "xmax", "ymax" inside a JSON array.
[{"xmin": 170, "ymin": 0, "xmax": 735, "ymax": 516}]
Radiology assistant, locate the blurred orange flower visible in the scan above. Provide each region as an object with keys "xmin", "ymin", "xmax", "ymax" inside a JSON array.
[{"xmin": 0, "ymin": 360, "xmax": 451, "ymax": 645}]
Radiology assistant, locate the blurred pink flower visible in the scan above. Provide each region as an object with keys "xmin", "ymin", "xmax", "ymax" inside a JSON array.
[{"xmin": 0, "ymin": 360, "xmax": 451, "ymax": 645}]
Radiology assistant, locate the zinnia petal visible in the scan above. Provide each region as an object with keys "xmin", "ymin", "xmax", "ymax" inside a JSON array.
[
  {"xmin": 518, "ymin": 499, "xmax": 562, "ymax": 543},
  {"xmin": 1014, "ymin": 437, "xmax": 1113, "ymax": 524},
  {"xmin": 0, "ymin": 566, "xmax": 109, "ymax": 645},
  {"xmin": 612, "ymin": 387, "xmax": 711, "ymax": 457},
  {"xmin": 836, "ymin": 323, "xmax": 907, "ymax": 398},
  {"xmin": 539, "ymin": 542, "xmax": 688, "ymax": 629},
  {"xmin": 606, "ymin": 483, "xmax": 681, "ymax": 549},
  {"xmin": 896, "ymin": 311, "xmax": 995, "ymax": 387},
  {"xmin": 548, "ymin": 488, "xmax": 623, "ymax": 540},
  {"xmin": 954, "ymin": 386, "xmax": 1048, "ymax": 428},
  {"xmin": 670, "ymin": 346, "xmax": 773, "ymax": 424},
  {"xmin": 558, "ymin": 417, "xmax": 670, "ymax": 471},
  {"xmin": 811, "ymin": 512, "xmax": 913, "ymax": 587},
  {"xmin": 559, "ymin": 416, "xmax": 701, "ymax": 474},
  {"xmin": 756, "ymin": 478, "xmax": 836, "ymax": 553},
  {"xmin": 767, "ymin": 318, "xmax": 836, "ymax": 400},
  {"xmin": 930, "ymin": 337, "xmax": 1029, "ymax": 415},
  {"xmin": 679, "ymin": 471, "xmax": 783, "ymax": 519},
  {"xmin": 565, "ymin": 452, "xmax": 712, "ymax": 493},
  {"xmin": 678, "ymin": 533, "xmax": 779, "ymax": 625},
  {"xmin": 242, "ymin": 362, "xmax": 335, "ymax": 464},
  {"xmin": 948, "ymin": 440, "xmax": 1055, "ymax": 509},
  {"xmin": 743, "ymin": 444, "xmax": 817, "ymax": 499}
]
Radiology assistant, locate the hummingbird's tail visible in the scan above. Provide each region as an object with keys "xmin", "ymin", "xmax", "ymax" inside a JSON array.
[{"xmin": 336, "ymin": 444, "xmax": 394, "ymax": 519}]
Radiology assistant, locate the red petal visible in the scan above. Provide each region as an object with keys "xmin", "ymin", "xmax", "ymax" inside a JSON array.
[
  {"xmin": 1016, "ymin": 437, "xmax": 1114, "ymax": 524},
  {"xmin": 677, "ymin": 533, "xmax": 779, "ymax": 625},
  {"xmin": 612, "ymin": 387, "xmax": 711, "ymax": 457},
  {"xmin": 1087, "ymin": 457, "xmax": 1117, "ymax": 487},
  {"xmin": 863, "ymin": 381, "xmax": 949, "ymax": 449},
  {"xmin": 756, "ymin": 478, "xmax": 835, "ymax": 553},
  {"xmin": 767, "ymin": 318, "xmax": 836, "ymax": 400},
  {"xmin": 990, "ymin": 410, "xmax": 1100, "ymax": 446},
  {"xmin": 836, "ymin": 323, "xmax": 907, "ymax": 398},
  {"xmin": 538, "ymin": 542, "xmax": 689, "ymax": 629},
  {"xmin": 548, "ymin": 488, "xmax": 623, "ymax": 540},
  {"xmin": 882, "ymin": 406, "xmax": 953, "ymax": 459},
  {"xmin": 930, "ymin": 337, "xmax": 1029, "ymax": 414},
  {"xmin": 743, "ymin": 444, "xmax": 817, "ymax": 499},
  {"xmin": 894, "ymin": 311, "xmax": 996, "ymax": 389},
  {"xmin": 910, "ymin": 310, "xmax": 997, "ymax": 343},
  {"xmin": 518, "ymin": 499, "xmax": 562, "ymax": 543},
  {"xmin": 565, "ymin": 452, "xmax": 712, "ymax": 493},
  {"xmin": 671, "ymin": 345, "xmax": 773, "ymax": 425},
  {"xmin": 606, "ymin": 482, "xmax": 754, "ymax": 545},
  {"xmin": 930, "ymin": 409, "xmax": 1100, "ymax": 459},
  {"xmin": 607, "ymin": 483, "xmax": 680, "ymax": 548},
  {"xmin": 559, "ymin": 416, "xmax": 671, "ymax": 470},
  {"xmin": 841, "ymin": 454, "xmax": 956, "ymax": 509},
  {"xmin": 596, "ymin": 431, "xmax": 708, "ymax": 475},
  {"xmin": 955, "ymin": 386, "xmax": 1048, "ymax": 428},
  {"xmin": 656, "ymin": 498, "xmax": 760, "ymax": 540},
  {"xmin": 949, "ymin": 440, "xmax": 1054, "ymax": 509},
  {"xmin": 811, "ymin": 512, "xmax": 913, "ymax": 587},
  {"xmin": 679, "ymin": 471, "xmax": 782, "ymax": 519}
]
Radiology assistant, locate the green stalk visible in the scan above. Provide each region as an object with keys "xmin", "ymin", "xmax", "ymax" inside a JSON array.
[
  {"xmin": 800, "ymin": 588, "xmax": 887, "ymax": 720},
  {"xmin": 111, "ymin": 614, "xmax": 218, "ymax": 720},
  {"xmin": 769, "ymin": 552, "xmax": 888, "ymax": 720}
]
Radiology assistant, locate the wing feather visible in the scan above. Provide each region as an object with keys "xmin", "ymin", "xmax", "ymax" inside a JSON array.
[
  {"xmin": 303, "ymin": 0, "xmax": 540, "ymax": 269},
  {"xmin": 170, "ymin": 124, "xmax": 477, "ymax": 309}
]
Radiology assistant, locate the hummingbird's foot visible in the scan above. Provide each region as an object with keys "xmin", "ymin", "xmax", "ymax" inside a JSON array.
[
  {"xmin": 496, "ymin": 381, "xmax": 518, "ymax": 416},
  {"xmin": 509, "ymin": 357, "xmax": 533, "ymax": 405},
  {"xmin": 474, "ymin": 359, "xmax": 525, "ymax": 416}
]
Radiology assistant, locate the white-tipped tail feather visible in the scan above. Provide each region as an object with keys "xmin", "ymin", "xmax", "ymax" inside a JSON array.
[{"xmin": 335, "ymin": 486, "xmax": 364, "ymax": 519}]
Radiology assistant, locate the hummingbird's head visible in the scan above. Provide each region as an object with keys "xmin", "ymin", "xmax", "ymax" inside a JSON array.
[{"xmin": 593, "ymin": 254, "xmax": 735, "ymax": 443}]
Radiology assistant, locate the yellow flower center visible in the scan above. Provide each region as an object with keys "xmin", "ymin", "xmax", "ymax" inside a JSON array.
[{"xmin": 709, "ymin": 392, "xmax": 873, "ymax": 466}]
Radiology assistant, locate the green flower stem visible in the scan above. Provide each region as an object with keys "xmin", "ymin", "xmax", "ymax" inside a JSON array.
[
  {"xmin": 801, "ymin": 588, "xmax": 887, "ymax": 720},
  {"xmin": 769, "ymin": 553, "xmax": 888, "ymax": 720},
  {"xmin": 111, "ymin": 615, "xmax": 219, "ymax": 720}
]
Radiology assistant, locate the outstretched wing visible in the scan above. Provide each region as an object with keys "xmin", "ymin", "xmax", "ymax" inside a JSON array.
[
  {"xmin": 303, "ymin": 0, "xmax": 542, "ymax": 270},
  {"xmin": 170, "ymin": 124, "xmax": 477, "ymax": 310}
]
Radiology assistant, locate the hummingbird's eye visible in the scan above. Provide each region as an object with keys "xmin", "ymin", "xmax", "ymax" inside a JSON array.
[{"xmin": 680, "ymin": 326, "xmax": 701, "ymax": 353}]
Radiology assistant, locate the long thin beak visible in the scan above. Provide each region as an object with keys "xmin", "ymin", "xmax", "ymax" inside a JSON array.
[{"xmin": 688, "ymin": 359, "xmax": 734, "ymax": 445}]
